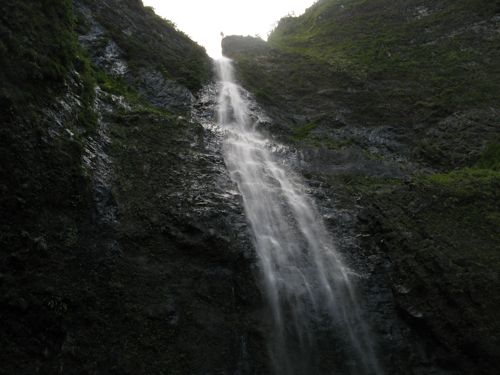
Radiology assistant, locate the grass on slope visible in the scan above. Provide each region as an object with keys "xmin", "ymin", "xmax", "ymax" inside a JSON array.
[{"xmin": 269, "ymin": 0, "xmax": 500, "ymax": 110}]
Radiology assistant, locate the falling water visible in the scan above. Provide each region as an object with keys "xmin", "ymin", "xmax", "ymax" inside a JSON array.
[{"xmin": 216, "ymin": 57, "xmax": 381, "ymax": 375}]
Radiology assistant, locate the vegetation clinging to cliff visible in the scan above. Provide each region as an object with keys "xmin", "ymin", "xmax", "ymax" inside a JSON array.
[
  {"xmin": 0, "ymin": 0, "xmax": 86, "ymax": 104},
  {"xmin": 268, "ymin": 0, "xmax": 500, "ymax": 111},
  {"xmin": 78, "ymin": 0, "xmax": 212, "ymax": 91}
]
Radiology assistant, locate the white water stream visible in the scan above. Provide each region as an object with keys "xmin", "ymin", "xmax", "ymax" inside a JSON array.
[{"xmin": 215, "ymin": 58, "xmax": 381, "ymax": 375}]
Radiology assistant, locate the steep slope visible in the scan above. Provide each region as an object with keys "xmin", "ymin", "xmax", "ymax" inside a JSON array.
[
  {"xmin": 2, "ymin": 0, "xmax": 498, "ymax": 373},
  {"xmin": 76, "ymin": 0, "xmax": 211, "ymax": 91},
  {"xmin": 269, "ymin": 0, "xmax": 500, "ymax": 111},
  {"xmin": 224, "ymin": 0, "xmax": 500, "ymax": 168},
  {"xmin": 0, "ymin": 1, "xmax": 268, "ymax": 374},
  {"xmin": 223, "ymin": 0, "xmax": 500, "ymax": 374}
]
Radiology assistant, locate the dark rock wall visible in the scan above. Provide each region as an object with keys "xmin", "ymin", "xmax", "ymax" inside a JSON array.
[
  {"xmin": 222, "ymin": 0, "xmax": 500, "ymax": 374},
  {"xmin": 0, "ymin": 1, "xmax": 269, "ymax": 374},
  {"xmin": 1, "ymin": 0, "xmax": 498, "ymax": 374}
]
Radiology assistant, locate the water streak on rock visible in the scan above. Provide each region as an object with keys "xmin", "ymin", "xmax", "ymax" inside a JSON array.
[{"xmin": 215, "ymin": 58, "xmax": 382, "ymax": 375}]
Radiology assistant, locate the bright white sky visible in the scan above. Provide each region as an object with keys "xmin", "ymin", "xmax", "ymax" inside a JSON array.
[{"xmin": 142, "ymin": 0, "xmax": 317, "ymax": 57}]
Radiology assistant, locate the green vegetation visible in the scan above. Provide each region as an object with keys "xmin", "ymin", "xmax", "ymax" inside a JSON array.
[
  {"xmin": 412, "ymin": 142, "xmax": 500, "ymax": 238},
  {"xmin": 427, "ymin": 167, "xmax": 500, "ymax": 193},
  {"xmin": 0, "ymin": 9, "xmax": 96, "ymax": 358},
  {"xmin": 94, "ymin": 69, "xmax": 183, "ymax": 122},
  {"xmin": 477, "ymin": 143, "xmax": 500, "ymax": 170},
  {"xmin": 224, "ymin": 0, "xmax": 500, "ymax": 172},
  {"xmin": 423, "ymin": 140, "xmax": 500, "ymax": 193},
  {"xmin": 0, "ymin": 1, "xmax": 226, "ymax": 374},
  {"xmin": 291, "ymin": 122, "xmax": 318, "ymax": 140},
  {"xmin": 224, "ymin": 2, "xmax": 500, "ymax": 372},
  {"xmin": 366, "ymin": 170, "xmax": 500, "ymax": 372},
  {"xmin": 0, "ymin": 0, "xmax": 79, "ymax": 103},
  {"xmin": 0, "ymin": 0, "xmax": 97, "ymax": 228},
  {"xmin": 385, "ymin": 139, "xmax": 500, "ymax": 263},
  {"xmin": 79, "ymin": 0, "xmax": 211, "ymax": 90},
  {"xmin": 0, "ymin": 0, "xmax": 98, "ymax": 135},
  {"xmin": 268, "ymin": 0, "xmax": 500, "ymax": 111},
  {"xmin": 358, "ymin": 141, "xmax": 500, "ymax": 372}
]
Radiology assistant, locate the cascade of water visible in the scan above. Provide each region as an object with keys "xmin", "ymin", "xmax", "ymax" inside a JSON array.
[{"xmin": 215, "ymin": 57, "xmax": 381, "ymax": 375}]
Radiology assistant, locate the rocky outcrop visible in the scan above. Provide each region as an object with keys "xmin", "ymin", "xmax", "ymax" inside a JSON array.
[{"xmin": 75, "ymin": 0, "xmax": 209, "ymax": 111}]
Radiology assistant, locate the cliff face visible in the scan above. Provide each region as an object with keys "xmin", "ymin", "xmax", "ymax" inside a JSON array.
[
  {"xmin": 223, "ymin": 1, "xmax": 499, "ymax": 374},
  {"xmin": 1, "ymin": 0, "xmax": 499, "ymax": 374},
  {"xmin": 0, "ymin": 1, "xmax": 268, "ymax": 374},
  {"xmin": 224, "ymin": 0, "xmax": 500, "ymax": 169}
]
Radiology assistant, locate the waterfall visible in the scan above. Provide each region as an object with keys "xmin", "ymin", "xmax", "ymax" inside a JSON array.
[{"xmin": 215, "ymin": 57, "xmax": 382, "ymax": 375}]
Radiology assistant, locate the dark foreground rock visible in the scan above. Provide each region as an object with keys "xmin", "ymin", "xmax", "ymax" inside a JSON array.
[{"xmin": 0, "ymin": 1, "xmax": 270, "ymax": 374}]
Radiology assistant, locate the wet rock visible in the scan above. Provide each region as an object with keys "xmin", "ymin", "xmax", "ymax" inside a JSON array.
[
  {"xmin": 76, "ymin": 3, "xmax": 128, "ymax": 76},
  {"xmin": 33, "ymin": 236, "xmax": 48, "ymax": 252},
  {"xmin": 393, "ymin": 284, "xmax": 411, "ymax": 295},
  {"xmin": 133, "ymin": 68, "xmax": 194, "ymax": 112},
  {"xmin": 145, "ymin": 299, "xmax": 178, "ymax": 326},
  {"xmin": 357, "ymin": 210, "xmax": 371, "ymax": 223},
  {"xmin": 402, "ymin": 305, "xmax": 425, "ymax": 320},
  {"xmin": 416, "ymin": 108, "xmax": 500, "ymax": 168}
]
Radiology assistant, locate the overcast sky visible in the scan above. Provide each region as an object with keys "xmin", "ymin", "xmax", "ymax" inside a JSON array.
[{"xmin": 142, "ymin": 0, "xmax": 316, "ymax": 57}]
